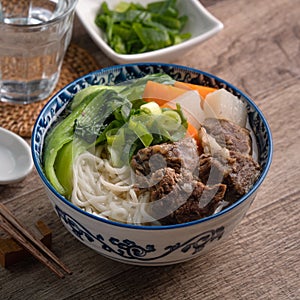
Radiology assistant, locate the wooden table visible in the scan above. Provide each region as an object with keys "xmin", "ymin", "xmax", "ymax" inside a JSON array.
[{"xmin": 1, "ymin": 0, "xmax": 299, "ymax": 299}]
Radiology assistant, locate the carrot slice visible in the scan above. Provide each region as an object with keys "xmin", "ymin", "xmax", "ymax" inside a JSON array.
[
  {"xmin": 174, "ymin": 81, "xmax": 217, "ymax": 99},
  {"xmin": 186, "ymin": 122, "xmax": 201, "ymax": 149},
  {"xmin": 142, "ymin": 81, "xmax": 187, "ymax": 106}
]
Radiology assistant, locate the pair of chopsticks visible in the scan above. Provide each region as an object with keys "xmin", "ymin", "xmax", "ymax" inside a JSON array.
[{"xmin": 0, "ymin": 203, "xmax": 71, "ymax": 278}]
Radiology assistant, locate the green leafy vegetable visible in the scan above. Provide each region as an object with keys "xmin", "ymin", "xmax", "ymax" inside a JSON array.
[
  {"xmin": 43, "ymin": 91, "xmax": 99, "ymax": 195},
  {"xmin": 95, "ymin": 0, "xmax": 191, "ymax": 54}
]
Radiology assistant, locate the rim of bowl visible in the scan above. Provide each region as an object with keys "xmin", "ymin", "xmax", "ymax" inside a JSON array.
[{"xmin": 31, "ymin": 62, "xmax": 273, "ymax": 231}]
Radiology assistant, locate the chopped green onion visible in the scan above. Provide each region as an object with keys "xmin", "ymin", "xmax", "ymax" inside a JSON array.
[
  {"xmin": 160, "ymin": 110, "xmax": 182, "ymax": 131},
  {"xmin": 128, "ymin": 117, "xmax": 153, "ymax": 147},
  {"xmin": 140, "ymin": 101, "xmax": 162, "ymax": 115}
]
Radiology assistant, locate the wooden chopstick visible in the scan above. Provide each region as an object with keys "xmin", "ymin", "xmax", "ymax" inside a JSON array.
[
  {"xmin": 0, "ymin": 215, "xmax": 64, "ymax": 278},
  {"xmin": 0, "ymin": 203, "xmax": 71, "ymax": 278}
]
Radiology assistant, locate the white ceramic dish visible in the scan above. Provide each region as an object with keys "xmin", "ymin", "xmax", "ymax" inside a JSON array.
[
  {"xmin": 0, "ymin": 127, "xmax": 33, "ymax": 185},
  {"xmin": 76, "ymin": 0, "xmax": 223, "ymax": 64}
]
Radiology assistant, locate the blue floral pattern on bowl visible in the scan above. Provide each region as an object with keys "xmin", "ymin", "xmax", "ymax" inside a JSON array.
[{"xmin": 55, "ymin": 205, "xmax": 225, "ymax": 262}]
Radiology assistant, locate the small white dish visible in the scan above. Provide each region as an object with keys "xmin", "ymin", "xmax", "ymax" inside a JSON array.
[
  {"xmin": 0, "ymin": 127, "xmax": 33, "ymax": 185},
  {"xmin": 76, "ymin": 0, "xmax": 223, "ymax": 64}
]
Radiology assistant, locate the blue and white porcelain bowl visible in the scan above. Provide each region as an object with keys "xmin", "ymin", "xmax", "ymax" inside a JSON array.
[{"xmin": 32, "ymin": 63, "xmax": 273, "ymax": 266}]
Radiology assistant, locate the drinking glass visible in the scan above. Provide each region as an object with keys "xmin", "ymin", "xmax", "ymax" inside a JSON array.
[{"xmin": 0, "ymin": 0, "xmax": 78, "ymax": 104}]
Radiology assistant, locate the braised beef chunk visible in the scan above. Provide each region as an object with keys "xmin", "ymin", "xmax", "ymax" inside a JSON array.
[
  {"xmin": 131, "ymin": 137, "xmax": 199, "ymax": 178},
  {"xmin": 167, "ymin": 182, "xmax": 226, "ymax": 225},
  {"xmin": 224, "ymin": 151, "xmax": 261, "ymax": 202},
  {"xmin": 146, "ymin": 168, "xmax": 195, "ymax": 222},
  {"xmin": 149, "ymin": 168, "xmax": 194, "ymax": 202},
  {"xmin": 199, "ymin": 151, "xmax": 261, "ymax": 203},
  {"xmin": 203, "ymin": 118, "xmax": 252, "ymax": 155},
  {"xmin": 199, "ymin": 153, "xmax": 233, "ymax": 185},
  {"xmin": 145, "ymin": 168, "xmax": 226, "ymax": 225}
]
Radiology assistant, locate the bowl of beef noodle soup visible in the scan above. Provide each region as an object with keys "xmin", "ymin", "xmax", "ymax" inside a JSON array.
[{"xmin": 32, "ymin": 63, "xmax": 272, "ymax": 265}]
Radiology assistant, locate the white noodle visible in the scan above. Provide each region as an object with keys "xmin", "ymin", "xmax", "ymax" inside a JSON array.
[{"xmin": 71, "ymin": 148, "xmax": 149, "ymax": 224}]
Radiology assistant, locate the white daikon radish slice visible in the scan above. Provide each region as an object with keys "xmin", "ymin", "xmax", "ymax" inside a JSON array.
[
  {"xmin": 168, "ymin": 90, "xmax": 206, "ymax": 129},
  {"xmin": 203, "ymin": 88, "xmax": 247, "ymax": 127}
]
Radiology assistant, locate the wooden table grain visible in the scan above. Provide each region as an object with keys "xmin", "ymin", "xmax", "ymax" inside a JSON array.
[{"xmin": 1, "ymin": 0, "xmax": 299, "ymax": 299}]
